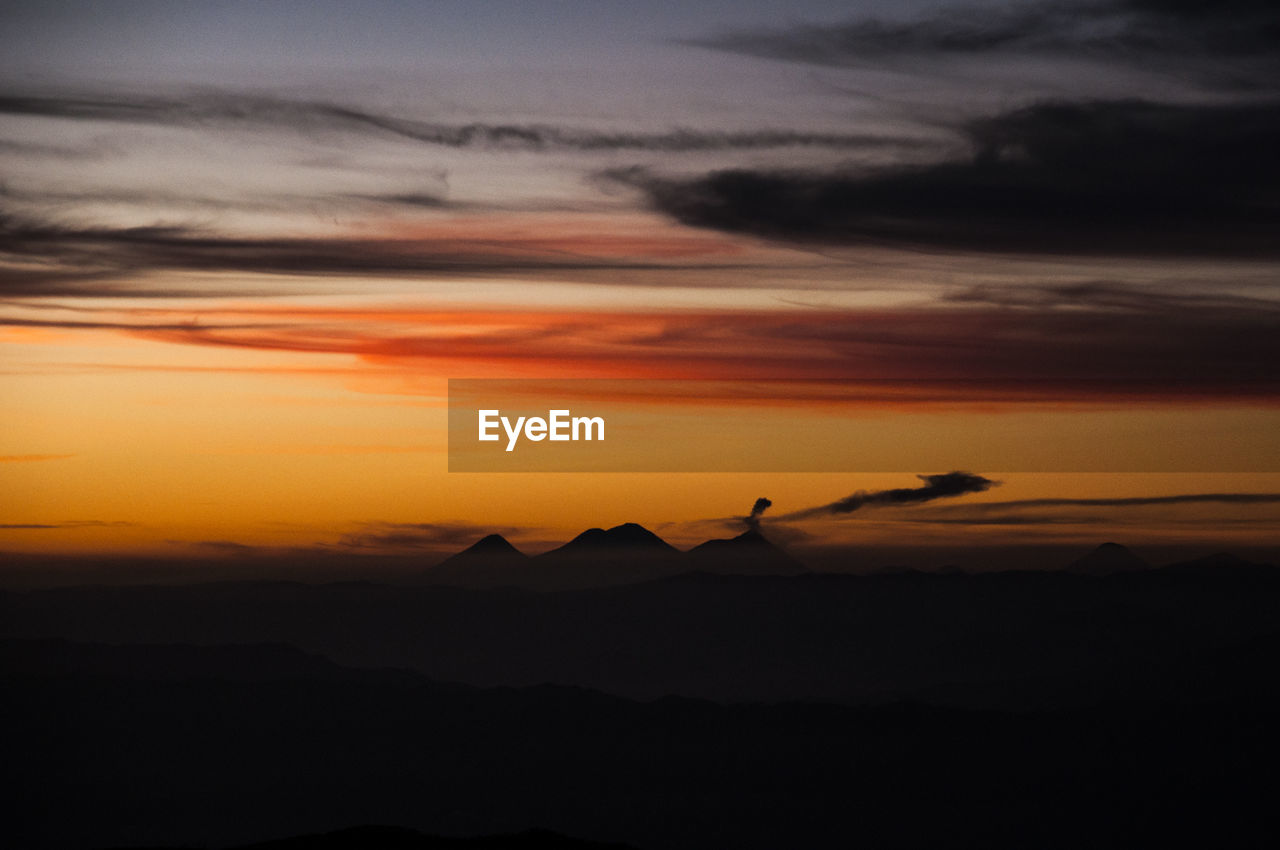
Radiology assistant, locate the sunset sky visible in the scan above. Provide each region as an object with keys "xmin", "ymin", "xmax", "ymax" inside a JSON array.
[{"xmin": 3, "ymin": 0, "xmax": 1279, "ymax": 569}]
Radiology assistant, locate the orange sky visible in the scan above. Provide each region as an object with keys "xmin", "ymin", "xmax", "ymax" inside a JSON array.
[{"xmin": 4, "ymin": 291, "xmax": 1279, "ymax": 560}]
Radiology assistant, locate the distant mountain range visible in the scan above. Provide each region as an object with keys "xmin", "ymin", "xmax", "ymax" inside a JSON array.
[
  {"xmin": 425, "ymin": 527, "xmax": 1267, "ymax": 590},
  {"xmin": 426, "ymin": 522, "xmax": 801, "ymax": 589}
]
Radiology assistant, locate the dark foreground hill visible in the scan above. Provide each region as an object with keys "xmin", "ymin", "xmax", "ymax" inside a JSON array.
[
  {"xmin": 106, "ymin": 824, "xmax": 629, "ymax": 850},
  {"xmin": 235, "ymin": 825, "xmax": 631, "ymax": 849},
  {"xmin": 7, "ymin": 565, "xmax": 1280, "ymax": 707},
  {"xmin": 5, "ymin": 637, "xmax": 1279, "ymax": 850}
]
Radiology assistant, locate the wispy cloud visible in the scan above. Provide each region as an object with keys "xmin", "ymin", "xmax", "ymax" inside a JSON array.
[
  {"xmin": 878, "ymin": 491, "xmax": 1280, "ymax": 529},
  {"xmin": 939, "ymin": 493, "xmax": 1280, "ymax": 510},
  {"xmin": 0, "ymin": 207, "xmax": 753, "ymax": 295},
  {"xmin": 0, "ymin": 89, "xmax": 917, "ymax": 154},
  {"xmin": 337, "ymin": 521, "xmax": 525, "ymax": 551},
  {"xmin": 782, "ymin": 472, "xmax": 999, "ymax": 520}
]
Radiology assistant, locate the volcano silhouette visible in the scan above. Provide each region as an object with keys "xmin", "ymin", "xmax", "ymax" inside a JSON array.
[
  {"xmin": 687, "ymin": 527, "xmax": 806, "ymax": 575},
  {"xmin": 540, "ymin": 522, "xmax": 679, "ymax": 558},
  {"xmin": 1066, "ymin": 542, "xmax": 1148, "ymax": 575},
  {"xmin": 426, "ymin": 522, "xmax": 809, "ymax": 589},
  {"xmin": 530, "ymin": 523, "xmax": 684, "ymax": 588},
  {"xmin": 427, "ymin": 534, "xmax": 529, "ymax": 587}
]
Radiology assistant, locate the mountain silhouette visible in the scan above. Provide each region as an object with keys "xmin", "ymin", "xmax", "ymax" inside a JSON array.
[
  {"xmin": 687, "ymin": 527, "xmax": 806, "ymax": 575},
  {"xmin": 1066, "ymin": 542, "xmax": 1149, "ymax": 575},
  {"xmin": 427, "ymin": 534, "xmax": 530, "ymax": 587},
  {"xmin": 421, "ymin": 524, "xmax": 686, "ymax": 590},
  {"xmin": 462, "ymin": 534, "xmax": 527, "ymax": 558},
  {"xmin": 528, "ymin": 523, "xmax": 684, "ymax": 589},
  {"xmin": 424, "ymin": 523, "xmax": 815, "ymax": 589},
  {"xmin": 539, "ymin": 523, "xmax": 679, "ymax": 558}
]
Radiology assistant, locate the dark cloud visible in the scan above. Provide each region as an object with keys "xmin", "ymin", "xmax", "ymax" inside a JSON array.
[
  {"xmin": 691, "ymin": 3, "xmax": 1087, "ymax": 61},
  {"xmin": 612, "ymin": 98, "xmax": 1280, "ymax": 257},
  {"xmin": 0, "ymin": 208, "xmax": 748, "ymax": 295},
  {"xmin": 338, "ymin": 522, "xmax": 524, "ymax": 552},
  {"xmin": 0, "ymin": 277, "xmax": 285, "ymax": 298},
  {"xmin": 360, "ymin": 193, "xmax": 451, "ymax": 209},
  {"xmin": 891, "ymin": 491, "xmax": 1280, "ymax": 528},
  {"xmin": 3, "ymin": 181, "xmax": 426, "ymax": 218},
  {"xmin": 784, "ymin": 472, "xmax": 999, "ymax": 520},
  {"xmin": 939, "ymin": 281, "xmax": 1280, "ymax": 314},
  {"xmin": 952, "ymin": 493, "xmax": 1280, "ymax": 510},
  {"xmin": 0, "ymin": 90, "xmax": 916, "ymax": 153},
  {"xmin": 0, "ymin": 316, "xmax": 278, "ymax": 331},
  {"xmin": 691, "ymin": 0, "xmax": 1280, "ymax": 87}
]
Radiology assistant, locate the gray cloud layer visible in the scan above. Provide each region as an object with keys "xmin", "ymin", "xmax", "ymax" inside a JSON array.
[{"xmin": 612, "ymin": 97, "xmax": 1280, "ymax": 257}]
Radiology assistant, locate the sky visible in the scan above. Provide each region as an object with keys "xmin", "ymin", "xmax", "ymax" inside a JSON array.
[{"xmin": 2, "ymin": 0, "xmax": 1279, "ymax": 569}]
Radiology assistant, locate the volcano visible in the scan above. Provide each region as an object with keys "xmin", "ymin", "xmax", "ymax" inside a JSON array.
[
  {"xmin": 541, "ymin": 522, "xmax": 679, "ymax": 558},
  {"xmin": 1066, "ymin": 542, "xmax": 1148, "ymax": 575},
  {"xmin": 687, "ymin": 527, "xmax": 806, "ymax": 575},
  {"xmin": 426, "ymin": 534, "xmax": 529, "ymax": 587},
  {"xmin": 530, "ymin": 523, "xmax": 684, "ymax": 588}
]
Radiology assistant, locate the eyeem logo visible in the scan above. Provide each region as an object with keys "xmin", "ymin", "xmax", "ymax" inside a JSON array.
[{"xmin": 478, "ymin": 409, "xmax": 605, "ymax": 452}]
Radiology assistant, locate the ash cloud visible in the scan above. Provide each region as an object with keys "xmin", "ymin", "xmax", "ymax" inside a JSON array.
[
  {"xmin": 784, "ymin": 472, "xmax": 999, "ymax": 520},
  {"xmin": 745, "ymin": 497, "xmax": 772, "ymax": 532}
]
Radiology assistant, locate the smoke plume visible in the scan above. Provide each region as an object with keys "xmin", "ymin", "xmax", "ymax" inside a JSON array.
[
  {"xmin": 745, "ymin": 497, "xmax": 773, "ymax": 532},
  {"xmin": 783, "ymin": 472, "xmax": 998, "ymax": 520}
]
